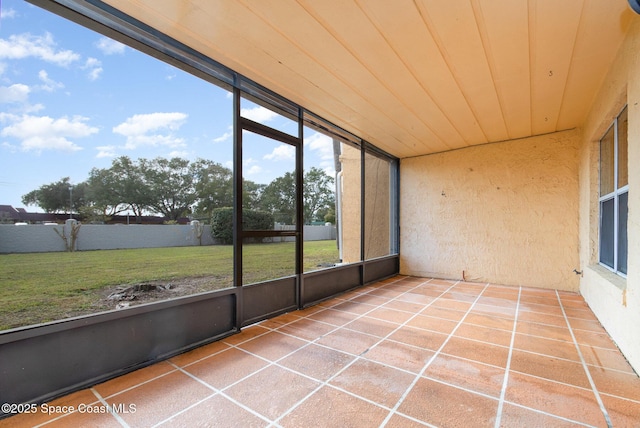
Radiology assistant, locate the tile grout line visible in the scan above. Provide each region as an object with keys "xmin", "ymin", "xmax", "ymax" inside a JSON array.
[
  {"xmin": 22, "ymin": 278, "xmax": 622, "ymax": 428},
  {"xmin": 195, "ymin": 280, "xmax": 421, "ymax": 380},
  {"xmin": 100, "ymin": 367, "xmax": 180, "ymax": 401},
  {"xmin": 379, "ymin": 282, "xmax": 491, "ymax": 427},
  {"xmin": 156, "ymin": 361, "xmax": 275, "ymax": 427},
  {"xmin": 269, "ymin": 278, "xmax": 463, "ymax": 427},
  {"xmin": 148, "ymin": 287, "xmax": 404, "ymax": 428},
  {"xmin": 493, "ymin": 285, "xmax": 522, "ymax": 428},
  {"xmin": 555, "ymin": 290, "xmax": 613, "ymax": 428},
  {"xmin": 165, "ymin": 276, "xmax": 435, "ymax": 427},
  {"xmin": 150, "ymin": 391, "xmax": 218, "ymax": 428},
  {"xmin": 41, "ymin": 278, "xmax": 519, "ymax": 427},
  {"xmin": 500, "ymin": 400, "xmax": 598, "ymax": 427},
  {"xmin": 32, "ymin": 278, "xmax": 608, "ymax": 428},
  {"xmin": 89, "ymin": 388, "xmax": 130, "ymax": 428}
]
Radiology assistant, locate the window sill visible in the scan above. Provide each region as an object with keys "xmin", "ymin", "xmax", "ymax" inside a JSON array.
[{"xmin": 588, "ymin": 264, "xmax": 627, "ymax": 291}]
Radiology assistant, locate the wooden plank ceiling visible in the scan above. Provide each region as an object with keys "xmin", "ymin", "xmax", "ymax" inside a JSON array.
[{"xmin": 102, "ymin": 0, "xmax": 634, "ymax": 158}]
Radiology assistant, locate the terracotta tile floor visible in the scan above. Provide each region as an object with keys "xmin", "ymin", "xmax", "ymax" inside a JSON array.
[{"xmin": 3, "ymin": 276, "xmax": 640, "ymax": 427}]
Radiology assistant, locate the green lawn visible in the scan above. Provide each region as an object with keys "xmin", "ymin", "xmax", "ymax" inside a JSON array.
[{"xmin": 0, "ymin": 240, "xmax": 340, "ymax": 330}]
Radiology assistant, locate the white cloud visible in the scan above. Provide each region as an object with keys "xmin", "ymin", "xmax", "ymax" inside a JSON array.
[
  {"xmin": 0, "ymin": 8, "xmax": 17, "ymax": 19},
  {"xmin": 1, "ymin": 141, "xmax": 18, "ymax": 152},
  {"xmin": 0, "ymin": 112, "xmax": 17, "ymax": 123},
  {"xmin": 96, "ymin": 145, "xmax": 116, "ymax": 158},
  {"xmin": 95, "ymin": 37, "xmax": 125, "ymax": 55},
  {"xmin": 245, "ymin": 165, "xmax": 263, "ymax": 175},
  {"xmin": 264, "ymin": 144, "xmax": 295, "ymax": 161},
  {"xmin": 0, "ymin": 114, "xmax": 98, "ymax": 152},
  {"xmin": 82, "ymin": 57, "xmax": 102, "ymax": 81},
  {"xmin": 0, "ymin": 83, "xmax": 30, "ymax": 103},
  {"xmin": 305, "ymin": 132, "xmax": 333, "ymax": 156},
  {"xmin": 214, "ymin": 125, "xmax": 233, "ymax": 143},
  {"xmin": 37, "ymin": 70, "xmax": 64, "ymax": 92},
  {"xmin": 113, "ymin": 112, "xmax": 188, "ymax": 149},
  {"xmin": 240, "ymin": 106, "xmax": 278, "ymax": 123},
  {"xmin": 22, "ymin": 103, "xmax": 45, "ymax": 114},
  {"xmin": 305, "ymin": 131, "xmax": 337, "ymax": 174},
  {"xmin": 87, "ymin": 67, "xmax": 102, "ymax": 81},
  {"xmin": 213, "ymin": 131, "xmax": 232, "ymax": 143},
  {"xmin": 243, "ymin": 157, "xmax": 262, "ymax": 175},
  {"xmin": 0, "ymin": 33, "xmax": 80, "ymax": 66},
  {"xmin": 168, "ymin": 150, "xmax": 189, "ymax": 158},
  {"xmin": 114, "ymin": 112, "xmax": 187, "ymax": 136}
]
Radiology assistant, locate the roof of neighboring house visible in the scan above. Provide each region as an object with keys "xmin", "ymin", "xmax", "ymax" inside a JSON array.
[{"xmin": 0, "ymin": 205, "xmax": 21, "ymax": 218}]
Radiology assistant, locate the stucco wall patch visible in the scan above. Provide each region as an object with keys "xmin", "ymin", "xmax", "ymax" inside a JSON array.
[{"xmin": 400, "ymin": 129, "xmax": 580, "ymax": 291}]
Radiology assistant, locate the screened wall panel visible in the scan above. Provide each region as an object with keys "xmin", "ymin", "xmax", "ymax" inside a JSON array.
[
  {"xmin": 302, "ymin": 126, "xmax": 340, "ymax": 272},
  {"xmin": 338, "ymin": 143, "xmax": 363, "ymax": 264},
  {"xmin": 364, "ymin": 151, "xmax": 397, "ymax": 260},
  {"xmin": 0, "ymin": 0, "xmax": 399, "ymax": 413}
]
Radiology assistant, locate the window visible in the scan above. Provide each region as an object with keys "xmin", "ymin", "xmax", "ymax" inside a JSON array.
[{"xmin": 599, "ymin": 106, "xmax": 628, "ymax": 275}]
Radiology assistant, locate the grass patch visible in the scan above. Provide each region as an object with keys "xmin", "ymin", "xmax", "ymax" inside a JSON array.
[{"xmin": 0, "ymin": 240, "xmax": 339, "ymax": 330}]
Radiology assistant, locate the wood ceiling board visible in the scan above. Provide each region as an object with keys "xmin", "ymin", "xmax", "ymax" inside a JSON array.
[
  {"xmin": 528, "ymin": 0, "xmax": 584, "ymax": 135},
  {"xmin": 293, "ymin": 0, "xmax": 450, "ymax": 149},
  {"xmin": 356, "ymin": 0, "xmax": 484, "ymax": 150},
  {"xmin": 365, "ymin": 4, "xmax": 489, "ymax": 147},
  {"xmin": 352, "ymin": 1, "xmax": 467, "ymax": 148},
  {"xmin": 235, "ymin": 0, "xmax": 445, "ymax": 154},
  {"xmin": 415, "ymin": 0, "xmax": 509, "ymax": 144},
  {"xmin": 239, "ymin": 0, "xmax": 446, "ymax": 153},
  {"xmin": 556, "ymin": 1, "xmax": 632, "ymax": 130},
  {"xmin": 472, "ymin": 0, "xmax": 532, "ymax": 140}
]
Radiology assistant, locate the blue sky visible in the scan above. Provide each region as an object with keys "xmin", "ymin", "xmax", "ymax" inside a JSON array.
[{"xmin": 0, "ymin": 1, "xmax": 335, "ymax": 211}]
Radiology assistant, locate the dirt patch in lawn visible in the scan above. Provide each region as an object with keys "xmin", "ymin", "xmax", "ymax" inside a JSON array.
[{"xmin": 98, "ymin": 276, "xmax": 233, "ymax": 311}]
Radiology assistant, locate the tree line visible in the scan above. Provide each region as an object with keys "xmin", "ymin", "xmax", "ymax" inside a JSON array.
[{"xmin": 22, "ymin": 156, "xmax": 335, "ymax": 224}]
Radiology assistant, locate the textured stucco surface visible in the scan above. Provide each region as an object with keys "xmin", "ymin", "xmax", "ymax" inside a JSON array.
[
  {"xmin": 578, "ymin": 19, "xmax": 640, "ymax": 373},
  {"xmin": 364, "ymin": 153, "xmax": 391, "ymax": 260},
  {"xmin": 400, "ymin": 129, "xmax": 581, "ymax": 291},
  {"xmin": 338, "ymin": 143, "xmax": 361, "ymax": 264},
  {"xmin": 339, "ymin": 146, "xmax": 392, "ymax": 263}
]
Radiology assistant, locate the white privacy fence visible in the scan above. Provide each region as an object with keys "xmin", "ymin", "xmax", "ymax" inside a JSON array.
[{"xmin": 0, "ymin": 221, "xmax": 336, "ymax": 253}]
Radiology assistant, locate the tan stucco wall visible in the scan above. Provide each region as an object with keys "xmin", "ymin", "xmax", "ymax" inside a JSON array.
[
  {"xmin": 578, "ymin": 18, "xmax": 640, "ymax": 373},
  {"xmin": 400, "ymin": 129, "xmax": 581, "ymax": 290},
  {"xmin": 338, "ymin": 143, "xmax": 361, "ymax": 264},
  {"xmin": 339, "ymin": 146, "xmax": 392, "ymax": 263},
  {"xmin": 364, "ymin": 153, "xmax": 391, "ymax": 259}
]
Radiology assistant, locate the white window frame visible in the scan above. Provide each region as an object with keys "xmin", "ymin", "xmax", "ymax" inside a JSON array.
[{"xmin": 598, "ymin": 106, "xmax": 628, "ymax": 277}]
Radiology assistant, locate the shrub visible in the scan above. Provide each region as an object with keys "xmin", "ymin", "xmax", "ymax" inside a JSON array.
[
  {"xmin": 243, "ymin": 210, "xmax": 274, "ymax": 232},
  {"xmin": 210, "ymin": 207, "xmax": 274, "ymax": 244},
  {"xmin": 210, "ymin": 207, "xmax": 233, "ymax": 244}
]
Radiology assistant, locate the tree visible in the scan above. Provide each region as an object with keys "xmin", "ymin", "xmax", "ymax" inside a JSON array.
[
  {"xmin": 192, "ymin": 160, "xmax": 233, "ymax": 217},
  {"xmin": 256, "ymin": 168, "xmax": 335, "ymax": 225},
  {"xmin": 22, "ymin": 177, "xmax": 84, "ymax": 214},
  {"xmin": 242, "ymin": 180, "xmax": 265, "ymax": 211},
  {"xmin": 139, "ymin": 157, "xmax": 198, "ymax": 221},
  {"xmin": 108, "ymin": 156, "xmax": 153, "ymax": 221},
  {"xmin": 323, "ymin": 207, "xmax": 336, "ymax": 224},
  {"xmin": 260, "ymin": 172, "xmax": 296, "ymax": 224},
  {"xmin": 303, "ymin": 167, "xmax": 335, "ymax": 223},
  {"xmin": 83, "ymin": 167, "xmax": 130, "ymax": 220},
  {"xmin": 21, "ymin": 158, "xmax": 336, "ymax": 224}
]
